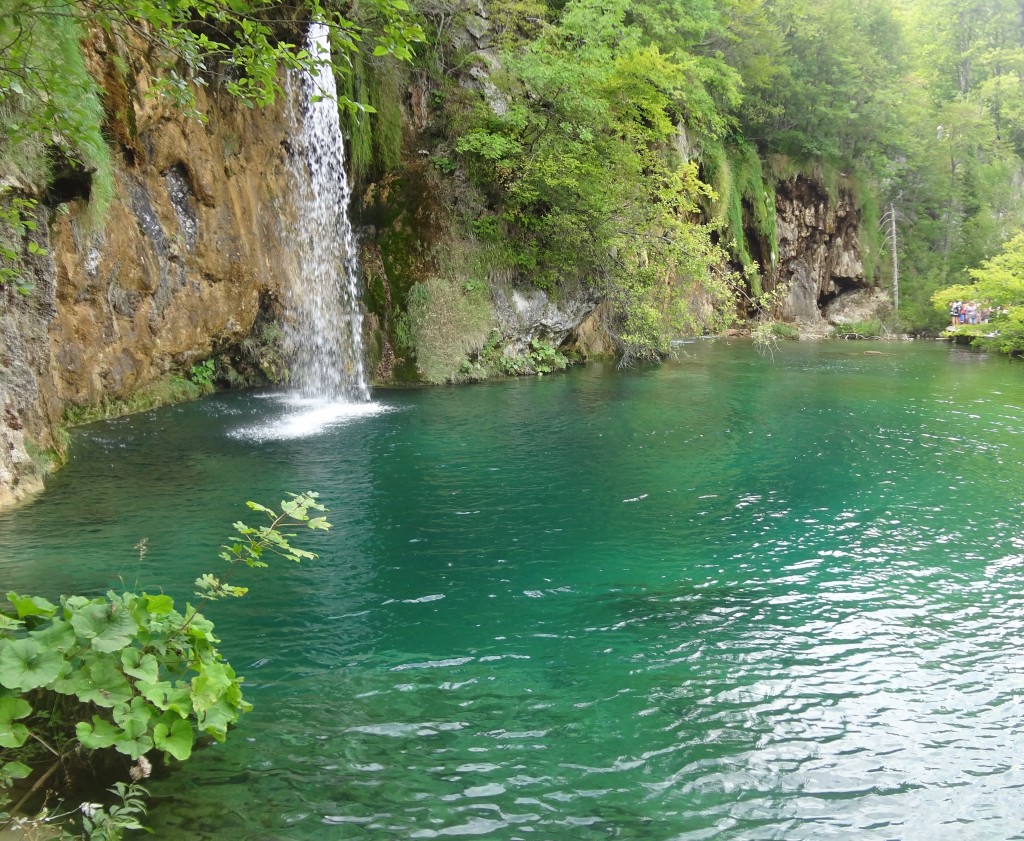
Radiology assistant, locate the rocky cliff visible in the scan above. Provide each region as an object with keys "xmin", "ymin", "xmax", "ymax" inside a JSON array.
[
  {"xmin": 0, "ymin": 41, "xmax": 297, "ymax": 508},
  {"xmin": 770, "ymin": 175, "xmax": 883, "ymax": 329}
]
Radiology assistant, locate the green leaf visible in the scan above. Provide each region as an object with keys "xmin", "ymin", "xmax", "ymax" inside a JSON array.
[
  {"xmin": 7, "ymin": 592, "xmax": 58, "ymax": 619},
  {"xmin": 0, "ymin": 615, "xmax": 24, "ymax": 632},
  {"xmin": 112, "ymin": 715, "xmax": 154, "ymax": 759},
  {"xmin": 62, "ymin": 595, "xmax": 91, "ymax": 612},
  {"xmin": 196, "ymin": 697, "xmax": 238, "ymax": 741},
  {"xmin": 137, "ymin": 680, "xmax": 192, "ymax": 717},
  {"xmin": 144, "ymin": 594, "xmax": 174, "ymax": 615},
  {"xmin": 0, "ymin": 638, "xmax": 67, "ymax": 690},
  {"xmin": 76, "ymin": 716, "xmax": 121, "ymax": 749},
  {"xmin": 56, "ymin": 656, "xmax": 132, "ymax": 707},
  {"xmin": 28, "ymin": 617, "xmax": 76, "ymax": 652},
  {"xmin": 112, "ymin": 696, "xmax": 155, "ymax": 731},
  {"xmin": 0, "ymin": 696, "xmax": 32, "ymax": 748},
  {"xmin": 154, "ymin": 717, "xmax": 194, "ymax": 760},
  {"xmin": 0, "ymin": 696, "xmax": 31, "ymax": 720},
  {"xmin": 121, "ymin": 650, "xmax": 160, "ymax": 683},
  {"xmin": 190, "ymin": 661, "xmax": 234, "ymax": 713},
  {"xmin": 1, "ymin": 760, "xmax": 31, "ymax": 781},
  {"xmin": 70, "ymin": 602, "xmax": 139, "ymax": 653}
]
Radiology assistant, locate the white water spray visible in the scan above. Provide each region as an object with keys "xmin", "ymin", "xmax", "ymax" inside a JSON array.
[{"xmin": 283, "ymin": 21, "xmax": 370, "ymax": 404}]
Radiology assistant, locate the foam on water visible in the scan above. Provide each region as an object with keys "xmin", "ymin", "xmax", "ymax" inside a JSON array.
[{"xmin": 230, "ymin": 396, "xmax": 392, "ymax": 441}]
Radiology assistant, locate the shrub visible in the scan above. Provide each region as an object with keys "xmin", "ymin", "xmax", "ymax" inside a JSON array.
[
  {"xmin": 836, "ymin": 319, "xmax": 883, "ymax": 338},
  {"xmin": 771, "ymin": 321, "xmax": 800, "ymax": 340},
  {"xmin": 407, "ymin": 277, "xmax": 492, "ymax": 383},
  {"xmin": 188, "ymin": 359, "xmax": 216, "ymax": 389},
  {"xmin": 0, "ymin": 493, "xmax": 330, "ymax": 837}
]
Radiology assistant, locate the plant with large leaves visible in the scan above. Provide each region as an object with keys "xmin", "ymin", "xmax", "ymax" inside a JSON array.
[{"xmin": 0, "ymin": 492, "xmax": 330, "ymax": 833}]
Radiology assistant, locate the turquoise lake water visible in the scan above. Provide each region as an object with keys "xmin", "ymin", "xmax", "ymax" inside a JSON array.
[{"xmin": 3, "ymin": 340, "xmax": 1024, "ymax": 839}]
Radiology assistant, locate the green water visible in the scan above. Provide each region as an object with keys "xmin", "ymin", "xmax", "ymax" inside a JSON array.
[{"xmin": 3, "ymin": 340, "xmax": 1024, "ymax": 840}]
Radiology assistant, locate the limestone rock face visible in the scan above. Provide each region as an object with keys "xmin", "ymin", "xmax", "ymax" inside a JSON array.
[
  {"xmin": 825, "ymin": 287, "xmax": 892, "ymax": 325},
  {"xmin": 0, "ymin": 48, "xmax": 297, "ymax": 509},
  {"xmin": 491, "ymin": 285, "xmax": 600, "ymax": 354},
  {"xmin": 0, "ymin": 205, "xmax": 57, "ymax": 509},
  {"xmin": 772, "ymin": 176, "xmax": 872, "ymax": 326},
  {"xmin": 44, "ymin": 89, "xmax": 293, "ymax": 410}
]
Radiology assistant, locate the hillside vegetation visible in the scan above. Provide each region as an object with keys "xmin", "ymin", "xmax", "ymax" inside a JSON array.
[{"xmin": 3, "ymin": 0, "xmax": 1024, "ymax": 357}]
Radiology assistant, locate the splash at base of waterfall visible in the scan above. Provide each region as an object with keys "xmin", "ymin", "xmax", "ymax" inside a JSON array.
[{"xmin": 230, "ymin": 395, "xmax": 393, "ymax": 442}]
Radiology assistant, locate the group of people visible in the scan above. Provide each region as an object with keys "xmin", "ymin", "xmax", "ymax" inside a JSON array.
[{"xmin": 949, "ymin": 300, "xmax": 992, "ymax": 326}]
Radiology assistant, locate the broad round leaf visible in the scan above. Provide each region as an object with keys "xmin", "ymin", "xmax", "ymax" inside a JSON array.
[
  {"xmin": 0, "ymin": 638, "xmax": 67, "ymax": 690},
  {"xmin": 76, "ymin": 717, "xmax": 121, "ymax": 750},
  {"xmin": 154, "ymin": 717, "xmax": 195, "ymax": 761},
  {"xmin": 6, "ymin": 592, "xmax": 58, "ymax": 619},
  {"xmin": 0, "ymin": 695, "xmax": 32, "ymax": 748},
  {"xmin": 1, "ymin": 760, "xmax": 31, "ymax": 781},
  {"xmin": 70, "ymin": 603, "xmax": 139, "ymax": 653}
]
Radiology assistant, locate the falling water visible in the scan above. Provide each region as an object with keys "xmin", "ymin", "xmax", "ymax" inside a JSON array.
[{"xmin": 283, "ymin": 22, "xmax": 370, "ymax": 404}]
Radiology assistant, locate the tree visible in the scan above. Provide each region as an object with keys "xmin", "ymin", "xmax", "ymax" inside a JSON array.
[
  {"xmin": 930, "ymin": 231, "xmax": 1024, "ymax": 354},
  {"xmin": 452, "ymin": 0, "xmax": 736, "ymax": 359},
  {"xmin": 736, "ymin": 0, "xmax": 905, "ymax": 169}
]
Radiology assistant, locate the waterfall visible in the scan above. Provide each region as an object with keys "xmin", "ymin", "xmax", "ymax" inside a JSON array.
[{"xmin": 283, "ymin": 22, "xmax": 370, "ymax": 404}]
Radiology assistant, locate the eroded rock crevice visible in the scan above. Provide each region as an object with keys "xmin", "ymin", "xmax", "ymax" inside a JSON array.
[{"xmin": 770, "ymin": 176, "xmax": 878, "ymax": 328}]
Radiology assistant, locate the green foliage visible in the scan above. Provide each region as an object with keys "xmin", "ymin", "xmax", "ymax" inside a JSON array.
[
  {"xmin": 480, "ymin": 337, "xmax": 569, "ymax": 377},
  {"xmin": 932, "ymin": 231, "xmax": 1024, "ymax": 354},
  {"xmin": 701, "ymin": 138, "xmax": 777, "ymax": 292},
  {"xmin": 850, "ymin": 171, "xmax": 880, "ymax": 284},
  {"xmin": 80, "ymin": 782, "xmax": 150, "ymax": 841},
  {"xmin": 0, "ymin": 0, "xmax": 424, "ymax": 220},
  {"xmin": 342, "ymin": 52, "xmax": 374, "ymax": 179},
  {"xmin": 188, "ymin": 359, "xmax": 216, "ymax": 389},
  {"xmin": 751, "ymin": 318, "xmax": 782, "ymax": 359},
  {"xmin": 0, "ymin": 3, "xmax": 113, "ymax": 226},
  {"xmin": 221, "ymin": 320, "xmax": 288, "ymax": 387},
  {"xmin": 407, "ymin": 275, "xmax": 492, "ymax": 384},
  {"xmin": 835, "ymin": 319, "xmax": 884, "ymax": 338},
  {"xmin": 344, "ymin": 52, "xmax": 407, "ymax": 180},
  {"xmin": 448, "ymin": 0, "xmax": 738, "ymax": 358},
  {"xmin": 523, "ymin": 339, "xmax": 567, "ymax": 375},
  {"xmin": 0, "ymin": 493, "xmax": 330, "ymax": 834},
  {"xmin": 881, "ymin": 0, "xmax": 1024, "ymax": 331},
  {"xmin": 932, "ymin": 232, "xmax": 1024, "ymax": 311},
  {"xmin": 739, "ymin": 0, "xmax": 905, "ymax": 168},
  {"xmin": 369, "ymin": 60, "xmax": 406, "ymax": 173},
  {"xmin": 0, "ymin": 191, "xmax": 43, "ymax": 295},
  {"xmin": 771, "ymin": 321, "xmax": 800, "ymax": 341},
  {"xmin": 63, "ymin": 376, "xmax": 204, "ymax": 427}
]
